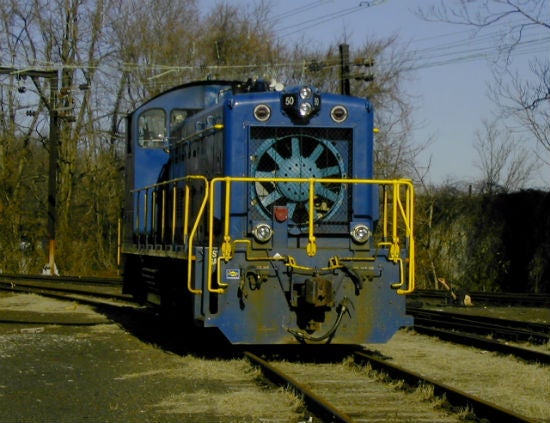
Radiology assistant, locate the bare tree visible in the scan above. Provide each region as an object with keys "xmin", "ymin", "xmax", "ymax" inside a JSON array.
[
  {"xmin": 0, "ymin": 0, "xmax": 51, "ymax": 271},
  {"xmin": 0, "ymin": 0, "xmax": 128, "ymax": 273},
  {"xmin": 197, "ymin": 1, "xmax": 283, "ymax": 81},
  {"xmin": 418, "ymin": 0, "xmax": 549, "ymax": 55},
  {"xmin": 419, "ymin": 0, "xmax": 549, "ymax": 168},
  {"xmin": 109, "ymin": 0, "xmax": 201, "ymax": 98},
  {"xmin": 490, "ymin": 60, "xmax": 550, "ymax": 157},
  {"xmin": 474, "ymin": 118, "xmax": 538, "ymax": 193}
]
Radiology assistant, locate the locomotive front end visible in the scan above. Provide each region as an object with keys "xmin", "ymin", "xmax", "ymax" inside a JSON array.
[
  {"xmin": 198, "ymin": 84, "xmax": 415, "ymax": 344},
  {"xmin": 122, "ymin": 80, "xmax": 414, "ymax": 346}
]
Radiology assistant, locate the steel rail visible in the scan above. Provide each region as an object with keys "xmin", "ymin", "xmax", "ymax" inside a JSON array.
[
  {"xmin": 408, "ymin": 307, "xmax": 550, "ymax": 344},
  {"xmin": 244, "ymin": 351, "xmax": 355, "ymax": 423},
  {"xmin": 410, "ymin": 290, "xmax": 550, "ymax": 307},
  {"xmin": 0, "ymin": 279, "xmax": 135, "ymax": 307},
  {"xmin": 414, "ymin": 324, "xmax": 550, "ymax": 364},
  {"xmin": 0, "ymin": 273, "xmax": 122, "ymax": 286},
  {"xmin": 354, "ymin": 350, "xmax": 540, "ymax": 423}
]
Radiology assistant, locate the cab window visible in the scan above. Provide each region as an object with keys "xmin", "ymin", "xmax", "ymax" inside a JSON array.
[
  {"xmin": 171, "ymin": 109, "xmax": 189, "ymax": 127},
  {"xmin": 138, "ymin": 109, "xmax": 166, "ymax": 148}
]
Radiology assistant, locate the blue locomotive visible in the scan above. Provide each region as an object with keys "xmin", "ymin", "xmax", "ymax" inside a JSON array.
[{"xmin": 120, "ymin": 79, "xmax": 415, "ymax": 344}]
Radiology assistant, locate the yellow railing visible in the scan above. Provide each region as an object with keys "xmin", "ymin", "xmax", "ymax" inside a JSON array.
[
  {"xmin": 207, "ymin": 177, "xmax": 414, "ymax": 295},
  {"xmin": 125, "ymin": 176, "xmax": 415, "ymax": 296},
  {"xmin": 130, "ymin": 176, "xmax": 209, "ymax": 294}
]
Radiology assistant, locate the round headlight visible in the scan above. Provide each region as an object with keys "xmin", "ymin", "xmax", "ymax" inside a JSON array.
[
  {"xmin": 254, "ymin": 104, "xmax": 271, "ymax": 122},
  {"xmin": 253, "ymin": 223, "xmax": 273, "ymax": 243},
  {"xmin": 299, "ymin": 86, "xmax": 312, "ymax": 99},
  {"xmin": 299, "ymin": 102, "xmax": 312, "ymax": 117},
  {"xmin": 350, "ymin": 224, "xmax": 371, "ymax": 244},
  {"xmin": 331, "ymin": 105, "xmax": 348, "ymax": 123}
]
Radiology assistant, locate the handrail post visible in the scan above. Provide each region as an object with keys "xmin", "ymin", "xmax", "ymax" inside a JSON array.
[
  {"xmin": 171, "ymin": 184, "xmax": 176, "ymax": 245},
  {"xmin": 306, "ymin": 178, "xmax": 317, "ymax": 257},
  {"xmin": 143, "ymin": 191, "xmax": 148, "ymax": 245}
]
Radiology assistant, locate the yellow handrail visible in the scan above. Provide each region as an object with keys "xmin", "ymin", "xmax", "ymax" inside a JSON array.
[
  {"xmin": 204, "ymin": 176, "xmax": 414, "ymax": 294},
  {"xmin": 171, "ymin": 186, "xmax": 177, "ymax": 244},
  {"xmin": 130, "ymin": 176, "xmax": 209, "ymax": 293},
  {"xmin": 185, "ymin": 176, "xmax": 209, "ymax": 294},
  {"xmin": 128, "ymin": 176, "xmax": 415, "ymax": 295}
]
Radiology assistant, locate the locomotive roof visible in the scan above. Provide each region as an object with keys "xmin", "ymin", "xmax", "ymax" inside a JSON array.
[{"xmin": 131, "ymin": 79, "xmax": 241, "ymax": 111}]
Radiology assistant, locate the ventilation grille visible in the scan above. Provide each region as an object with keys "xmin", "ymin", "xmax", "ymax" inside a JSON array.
[{"xmin": 249, "ymin": 127, "xmax": 352, "ymax": 232}]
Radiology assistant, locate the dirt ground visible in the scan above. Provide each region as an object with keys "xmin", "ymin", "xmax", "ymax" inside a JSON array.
[
  {"xmin": 1, "ymin": 292, "xmax": 548, "ymax": 422},
  {"xmin": 0, "ymin": 293, "xmax": 303, "ymax": 423}
]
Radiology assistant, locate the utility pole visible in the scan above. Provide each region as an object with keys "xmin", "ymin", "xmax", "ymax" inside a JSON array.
[
  {"xmin": 46, "ymin": 72, "xmax": 59, "ymax": 275},
  {"xmin": 0, "ymin": 66, "xmax": 59, "ymax": 275},
  {"xmin": 339, "ymin": 44, "xmax": 375, "ymax": 97},
  {"xmin": 339, "ymin": 44, "xmax": 351, "ymax": 96}
]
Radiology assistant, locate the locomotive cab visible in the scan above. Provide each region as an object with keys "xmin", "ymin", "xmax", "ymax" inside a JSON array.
[{"xmin": 123, "ymin": 82, "xmax": 236, "ymax": 239}]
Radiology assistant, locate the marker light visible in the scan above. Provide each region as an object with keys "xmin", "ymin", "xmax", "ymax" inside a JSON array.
[
  {"xmin": 330, "ymin": 105, "xmax": 348, "ymax": 123},
  {"xmin": 254, "ymin": 104, "xmax": 271, "ymax": 121},
  {"xmin": 252, "ymin": 223, "xmax": 273, "ymax": 243},
  {"xmin": 350, "ymin": 224, "xmax": 371, "ymax": 244}
]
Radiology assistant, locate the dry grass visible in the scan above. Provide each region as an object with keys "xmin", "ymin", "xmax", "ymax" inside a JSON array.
[
  {"xmin": 365, "ymin": 330, "xmax": 550, "ymax": 421},
  {"xmin": 137, "ymin": 357, "xmax": 305, "ymax": 421}
]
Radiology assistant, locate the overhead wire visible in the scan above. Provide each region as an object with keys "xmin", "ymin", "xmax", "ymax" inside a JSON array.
[
  {"xmin": 406, "ymin": 36, "xmax": 549, "ymax": 71},
  {"xmin": 267, "ymin": 1, "xmax": 547, "ymax": 72},
  {"xmin": 275, "ymin": 0, "xmax": 388, "ymax": 39},
  {"xmin": 0, "ymin": 1, "xmax": 547, "ymax": 81},
  {"xmin": 270, "ymin": 0, "xmax": 333, "ymax": 22}
]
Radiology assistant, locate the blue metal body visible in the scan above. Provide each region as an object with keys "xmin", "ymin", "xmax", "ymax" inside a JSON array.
[{"xmin": 122, "ymin": 80, "xmax": 414, "ymax": 345}]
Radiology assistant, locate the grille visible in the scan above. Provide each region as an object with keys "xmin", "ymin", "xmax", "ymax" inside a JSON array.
[{"xmin": 249, "ymin": 127, "xmax": 352, "ymax": 232}]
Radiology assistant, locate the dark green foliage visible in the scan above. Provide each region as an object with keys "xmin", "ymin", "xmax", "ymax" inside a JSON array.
[
  {"xmin": 488, "ymin": 191, "xmax": 550, "ymax": 293},
  {"xmin": 417, "ymin": 188, "xmax": 550, "ymax": 293}
]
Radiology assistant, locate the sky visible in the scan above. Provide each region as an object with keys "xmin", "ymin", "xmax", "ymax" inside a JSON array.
[{"xmin": 202, "ymin": 0, "xmax": 550, "ymax": 188}]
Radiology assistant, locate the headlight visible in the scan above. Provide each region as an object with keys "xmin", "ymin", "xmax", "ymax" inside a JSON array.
[
  {"xmin": 281, "ymin": 86, "xmax": 321, "ymax": 121},
  {"xmin": 252, "ymin": 223, "xmax": 273, "ymax": 243},
  {"xmin": 350, "ymin": 224, "xmax": 371, "ymax": 244},
  {"xmin": 300, "ymin": 86, "xmax": 312, "ymax": 99},
  {"xmin": 299, "ymin": 102, "xmax": 312, "ymax": 117}
]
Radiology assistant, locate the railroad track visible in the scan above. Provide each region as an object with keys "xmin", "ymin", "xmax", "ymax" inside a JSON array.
[
  {"xmin": 408, "ymin": 308, "xmax": 550, "ymax": 345},
  {"xmin": 0, "ymin": 272, "xmax": 122, "ymax": 285},
  {"xmin": 413, "ymin": 324, "xmax": 550, "ymax": 364},
  {"xmin": 407, "ymin": 307, "xmax": 550, "ymax": 363},
  {"xmin": 410, "ymin": 290, "xmax": 550, "ymax": 307},
  {"xmin": 1, "ymin": 275, "xmax": 546, "ymax": 421},
  {"xmin": 0, "ymin": 273, "xmax": 133, "ymax": 307},
  {"xmin": 244, "ymin": 350, "xmax": 539, "ymax": 423}
]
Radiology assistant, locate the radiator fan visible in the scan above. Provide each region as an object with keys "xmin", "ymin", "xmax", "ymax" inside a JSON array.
[{"xmin": 250, "ymin": 135, "xmax": 346, "ymax": 225}]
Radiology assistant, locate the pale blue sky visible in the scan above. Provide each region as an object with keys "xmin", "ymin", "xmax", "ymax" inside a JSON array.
[{"xmin": 203, "ymin": 0, "xmax": 549, "ymax": 188}]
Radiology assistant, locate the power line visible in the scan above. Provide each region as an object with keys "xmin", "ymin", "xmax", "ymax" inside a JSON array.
[
  {"xmin": 407, "ymin": 37, "xmax": 549, "ymax": 70},
  {"xmin": 2, "ymin": 32, "xmax": 546, "ymax": 84},
  {"xmin": 271, "ymin": 0, "xmax": 333, "ymax": 22},
  {"xmin": 276, "ymin": 1, "xmax": 388, "ymax": 39},
  {"xmin": 1, "ymin": 2, "xmax": 547, "ymax": 80},
  {"xmin": 269, "ymin": 0, "xmax": 547, "ymax": 70}
]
